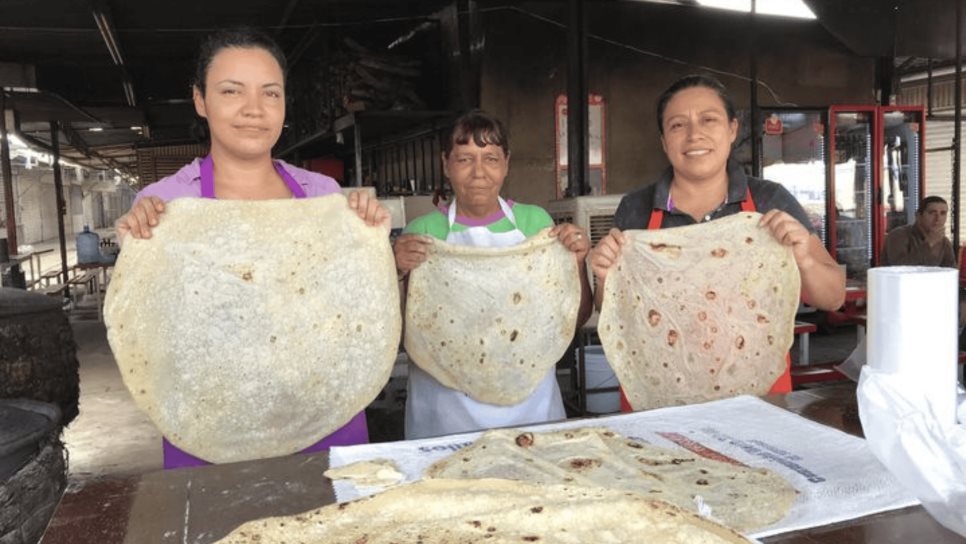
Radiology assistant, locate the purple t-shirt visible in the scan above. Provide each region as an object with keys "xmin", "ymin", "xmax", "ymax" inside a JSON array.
[{"xmin": 135, "ymin": 158, "xmax": 342, "ymax": 202}]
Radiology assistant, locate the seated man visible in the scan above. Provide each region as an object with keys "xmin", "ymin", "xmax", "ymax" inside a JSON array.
[
  {"xmin": 843, "ymin": 196, "xmax": 963, "ymax": 375},
  {"xmin": 881, "ymin": 196, "xmax": 955, "ymax": 267},
  {"xmin": 881, "ymin": 195, "xmax": 965, "ymax": 348}
]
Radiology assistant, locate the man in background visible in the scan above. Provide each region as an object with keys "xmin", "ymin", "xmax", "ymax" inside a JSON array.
[{"xmin": 881, "ymin": 196, "xmax": 956, "ymax": 267}]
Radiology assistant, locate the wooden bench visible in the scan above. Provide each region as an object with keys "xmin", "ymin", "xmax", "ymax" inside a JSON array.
[
  {"xmin": 36, "ymin": 283, "xmax": 70, "ymax": 297},
  {"xmin": 39, "ymin": 269, "xmax": 62, "ymax": 286},
  {"xmin": 66, "ymin": 271, "xmax": 102, "ymax": 321},
  {"xmin": 67, "ymin": 271, "xmax": 97, "ymax": 290}
]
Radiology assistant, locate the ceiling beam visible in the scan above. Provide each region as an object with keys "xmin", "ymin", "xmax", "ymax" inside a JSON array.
[
  {"xmin": 275, "ymin": 0, "xmax": 302, "ymax": 35},
  {"xmin": 90, "ymin": 0, "xmax": 137, "ymax": 107}
]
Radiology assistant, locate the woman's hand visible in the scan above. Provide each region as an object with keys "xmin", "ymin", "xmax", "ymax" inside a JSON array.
[
  {"xmin": 759, "ymin": 210, "xmax": 811, "ymax": 267},
  {"xmin": 590, "ymin": 228, "xmax": 625, "ymax": 281},
  {"xmin": 549, "ymin": 223, "xmax": 591, "ymax": 261},
  {"xmin": 393, "ymin": 234, "xmax": 432, "ymax": 279},
  {"xmin": 760, "ymin": 210, "xmax": 846, "ymax": 310},
  {"xmin": 116, "ymin": 196, "xmax": 165, "ymax": 244},
  {"xmin": 349, "ymin": 190, "xmax": 391, "ymax": 231}
]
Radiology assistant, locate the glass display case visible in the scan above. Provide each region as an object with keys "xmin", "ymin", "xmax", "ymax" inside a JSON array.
[
  {"xmin": 758, "ymin": 108, "xmax": 829, "ymax": 245},
  {"xmin": 829, "ymin": 105, "xmax": 925, "ymax": 278},
  {"xmin": 745, "ymin": 105, "xmax": 925, "ymax": 282},
  {"xmin": 829, "ymin": 106, "xmax": 875, "ymax": 280}
]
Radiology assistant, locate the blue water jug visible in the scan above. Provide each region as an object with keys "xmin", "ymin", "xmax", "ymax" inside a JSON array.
[{"xmin": 76, "ymin": 225, "xmax": 102, "ymax": 264}]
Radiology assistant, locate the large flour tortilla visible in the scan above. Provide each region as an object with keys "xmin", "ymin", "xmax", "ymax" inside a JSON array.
[
  {"xmin": 599, "ymin": 213, "xmax": 801, "ymax": 411},
  {"xmin": 105, "ymin": 195, "xmax": 400, "ymax": 464},
  {"xmin": 425, "ymin": 427, "xmax": 797, "ymax": 532},
  {"xmin": 216, "ymin": 478, "xmax": 752, "ymax": 543},
  {"xmin": 404, "ymin": 229, "xmax": 580, "ymax": 405}
]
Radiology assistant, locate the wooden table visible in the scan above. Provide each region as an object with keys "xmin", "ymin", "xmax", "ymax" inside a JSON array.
[{"xmin": 39, "ymin": 385, "xmax": 966, "ymax": 544}]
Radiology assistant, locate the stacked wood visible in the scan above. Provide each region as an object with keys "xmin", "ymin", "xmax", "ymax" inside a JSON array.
[
  {"xmin": 287, "ymin": 37, "xmax": 428, "ymax": 143},
  {"xmin": 341, "ymin": 37, "xmax": 426, "ymax": 113}
]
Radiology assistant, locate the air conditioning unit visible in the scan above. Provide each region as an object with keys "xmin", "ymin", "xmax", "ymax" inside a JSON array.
[
  {"xmin": 378, "ymin": 196, "xmax": 407, "ymax": 235},
  {"xmin": 546, "ymin": 194, "xmax": 624, "ymax": 247},
  {"xmin": 547, "ymin": 195, "xmax": 623, "ymax": 292}
]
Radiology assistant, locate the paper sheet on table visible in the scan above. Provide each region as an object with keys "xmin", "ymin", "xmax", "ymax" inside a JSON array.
[{"xmin": 330, "ymin": 395, "xmax": 918, "ymax": 539}]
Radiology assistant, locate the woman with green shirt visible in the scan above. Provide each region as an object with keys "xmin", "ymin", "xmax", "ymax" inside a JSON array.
[{"xmin": 394, "ymin": 110, "xmax": 592, "ymax": 439}]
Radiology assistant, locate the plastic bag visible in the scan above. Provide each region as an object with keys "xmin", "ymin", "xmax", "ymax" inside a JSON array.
[
  {"xmin": 857, "ymin": 367, "xmax": 966, "ymax": 536},
  {"xmin": 835, "ymin": 336, "xmax": 866, "ymax": 382}
]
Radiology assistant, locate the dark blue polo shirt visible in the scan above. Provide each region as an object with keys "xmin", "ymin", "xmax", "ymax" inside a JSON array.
[{"xmin": 614, "ymin": 160, "xmax": 816, "ymax": 233}]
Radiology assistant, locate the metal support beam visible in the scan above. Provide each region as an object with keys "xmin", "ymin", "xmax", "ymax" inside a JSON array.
[
  {"xmin": 457, "ymin": 0, "xmax": 481, "ymax": 110},
  {"xmin": 354, "ymin": 122, "xmax": 363, "ymax": 187},
  {"xmin": 1, "ymin": 93, "xmax": 17, "ymax": 254},
  {"xmin": 566, "ymin": 0, "xmax": 588, "ymax": 197},
  {"xmin": 50, "ymin": 121, "xmax": 70, "ymax": 287},
  {"xmin": 954, "ymin": 0, "xmax": 962, "ymax": 251},
  {"xmin": 91, "ymin": 0, "xmax": 136, "ymax": 107},
  {"xmin": 749, "ymin": 0, "xmax": 761, "ymax": 177},
  {"xmin": 275, "ymin": 0, "xmax": 301, "ymax": 35}
]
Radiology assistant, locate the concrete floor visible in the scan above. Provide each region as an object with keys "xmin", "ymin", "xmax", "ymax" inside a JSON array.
[
  {"xmin": 61, "ymin": 295, "xmax": 862, "ymax": 484},
  {"xmin": 63, "ymin": 318, "xmax": 161, "ymax": 482}
]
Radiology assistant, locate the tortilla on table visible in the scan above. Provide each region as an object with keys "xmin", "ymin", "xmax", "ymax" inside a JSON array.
[
  {"xmin": 323, "ymin": 458, "xmax": 404, "ymax": 487},
  {"xmin": 216, "ymin": 478, "xmax": 753, "ymax": 543},
  {"xmin": 404, "ymin": 228, "xmax": 580, "ymax": 405},
  {"xmin": 105, "ymin": 195, "xmax": 400, "ymax": 464},
  {"xmin": 599, "ymin": 213, "xmax": 801, "ymax": 411},
  {"xmin": 424, "ymin": 427, "xmax": 797, "ymax": 533}
]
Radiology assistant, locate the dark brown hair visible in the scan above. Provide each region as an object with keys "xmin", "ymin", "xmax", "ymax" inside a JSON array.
[
  {"xmin": 194, "ymin": 27, "xmax": 287, "ymax": 96},
  {"xmin": 656, "ymin": 74, "xmax": 737, "ymax": 135},
  {"xmin": 444, "ymin": 110, "xmax": 510, "ymax": 157},
  {"xmin": 917, "ymin": 195, "xmax": 948, "ymax": 214}
]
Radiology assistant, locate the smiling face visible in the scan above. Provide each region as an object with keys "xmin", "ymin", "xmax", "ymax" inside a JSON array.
[
  {"xmin": 193, "ymin": 46, "xmax": 285, "ymax": 161},
  {"xmin": 659, "ymin": 86, "xmax": 738, "ymax": 185},
  {"xmin": 443, "ymin": 143, "xmax": 509, "ymax": 218}
]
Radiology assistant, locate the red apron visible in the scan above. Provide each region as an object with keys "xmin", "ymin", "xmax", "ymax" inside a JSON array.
[{"xmin": 618, "ymin": 188, "xmax": 792, "ymax": 412}]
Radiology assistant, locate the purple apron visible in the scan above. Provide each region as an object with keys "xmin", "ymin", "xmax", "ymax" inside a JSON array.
[{"xmin": 162, "ymin": 155, "xmax": 369, "ymax": 469}]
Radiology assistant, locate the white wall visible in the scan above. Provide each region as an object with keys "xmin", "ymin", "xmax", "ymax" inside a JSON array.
[{"xmin": 4, "ymin": 164, "xmax": 133, "ymax": 246}]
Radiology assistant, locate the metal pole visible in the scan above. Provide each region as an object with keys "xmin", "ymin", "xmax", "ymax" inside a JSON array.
[
  {"xmin": 749, "ymin": 0, "xmax": 761, "ymax": 177},
  {"xmin": 50, "ymin": 121, "xmax": 69, "ymax": 287},
  {"xmin": 566, "ymin": 0, "xmax": 588, "ymax": 197},
  {"xmin": 954, "ymin": 0, "xmax": 962, "ymax": 251},
  {"xmin": 0, "ymin": 92, "xmax": 17, "ymax": 254},
  {"xmin": 353, "ymin": 122, "xmax": 363, "ymax": 187}
]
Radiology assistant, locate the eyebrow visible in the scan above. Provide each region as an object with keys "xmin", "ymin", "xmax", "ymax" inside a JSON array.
[{"xmin": 215, "ymin": 79, "xmax": 283, "ymax": 88}]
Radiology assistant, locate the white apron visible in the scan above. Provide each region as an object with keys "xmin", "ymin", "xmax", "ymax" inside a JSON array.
[{"xmin": 405, "ymin": 197, "xmax": 566, "ymax": 439}]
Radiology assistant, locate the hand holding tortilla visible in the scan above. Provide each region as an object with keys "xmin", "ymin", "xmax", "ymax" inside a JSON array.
[
  {"xmin": 404, "ymin": 229, "xmax": 581, "ymax": 405},
  {"xmin": 548, "ymin": 222, "xmax": 592, "ymax": 261},
  {"xmin": 392, "ymin": 233, "xmax": 432, "ymax": 277},
  {"xmin": 592, "ymin": 74, "xmax": 844, "ymax": 312},
  {"xmin": 117, "ymin": 188, "xmax": 388, "ymax": 243},
  {"xmin": 598, "ymin": 213, "xmax": 801, "ymax": 411},
  {"xmin": 105, "ymin": 196, "xmax": 401, "ymax": 464},
  {"xmin": 398, "ymin": 110, "xmax": 592, "ymax": 439}
]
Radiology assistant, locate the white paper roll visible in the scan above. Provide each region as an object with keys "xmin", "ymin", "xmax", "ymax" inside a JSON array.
[{"xmin": 867, "ymin": 266, "xmax": 959, "ymax": 425}]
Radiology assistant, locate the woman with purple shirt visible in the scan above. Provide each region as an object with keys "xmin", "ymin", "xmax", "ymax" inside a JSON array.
[{"xmin": 115, "ymin": 28, "xmax": 389, "ymax": 469}]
